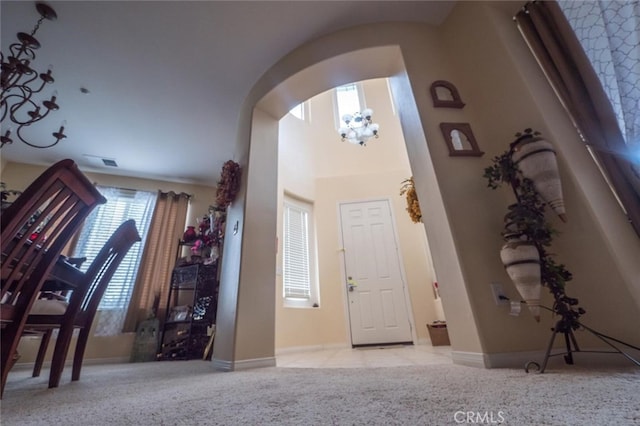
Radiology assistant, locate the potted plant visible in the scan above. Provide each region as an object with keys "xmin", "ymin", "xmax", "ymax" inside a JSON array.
[{"xmin": 483, "ymin": 129, "xmax": 583, "ymax": 324}]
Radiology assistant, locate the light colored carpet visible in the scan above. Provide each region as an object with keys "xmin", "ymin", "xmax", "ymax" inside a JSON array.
[{"xmin": 2, "ymin": 361, "xmax": 639, "ymax": 425}]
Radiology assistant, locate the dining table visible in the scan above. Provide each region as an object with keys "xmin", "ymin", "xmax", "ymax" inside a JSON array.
[
  {"xmin": 1, "ymin": 236, "xmax": 85, "ymax": 293},
  {"xmin": 43, "ymin": 255, "xmax": 85, "ymax": 291}
]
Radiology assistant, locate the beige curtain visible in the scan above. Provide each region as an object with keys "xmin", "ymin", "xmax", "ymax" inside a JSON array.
[
  {"xmin": 123, "ymin": 191, "xmax": 190, "ymax": 332},
  {"xmin": 515, "ymin": 1, "xmax": 640, "ymax": 236}
]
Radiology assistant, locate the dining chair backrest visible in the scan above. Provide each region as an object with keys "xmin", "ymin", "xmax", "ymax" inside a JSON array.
[
  {"xmin": 69, "ymin": 219, "xmax": 141, "ymax": 325},
  {"xmin": 1, "ymin": 159, "xmax": 105, "ymax": 314},
  {"xmin": 0, "ymin": 159, "xmax": 106, "ymax": 396},
  {"xmin": 39, "ymin": 219, "xmax": 142, "ymax": 388}
]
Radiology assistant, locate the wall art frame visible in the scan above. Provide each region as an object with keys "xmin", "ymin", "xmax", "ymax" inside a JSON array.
[
  {"xmin": 439, "ymin": 122, "xmax": 484, "ymax": 157},
  {"xmin": 430, "ymin": 80, "xmax": 465, "ymax": 109}
]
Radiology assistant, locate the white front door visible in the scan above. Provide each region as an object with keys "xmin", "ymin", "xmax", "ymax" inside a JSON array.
[{"xmin": 339, "ymin": 199, "xmax": 413, "ymax": 346}]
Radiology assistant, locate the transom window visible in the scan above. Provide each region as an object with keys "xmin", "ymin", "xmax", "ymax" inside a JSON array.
[
  {"xmin": 289, "ymin": 102, "xmax": 305, "ymax": 120},
  {"xmin": 335, "ymin": 83, "xmax": 365, "ymax": 128}
]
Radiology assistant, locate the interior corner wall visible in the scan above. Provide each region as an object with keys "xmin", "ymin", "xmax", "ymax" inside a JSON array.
[
  {"xmin": 433, "ymin": 0, "xmax": 640, "ymax": 357},
  {"xmin": 483, "ymin": 1, "xmax": 640, "ymax": 312},
  {"xmin": 213, "ymin": 107, "xmax": 279, "ymax": 370}
]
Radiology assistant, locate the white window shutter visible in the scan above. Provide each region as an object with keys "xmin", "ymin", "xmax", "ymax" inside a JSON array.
[{"xmin": 283, "ymin": 202, "xmax": 311, "ymax": 300}]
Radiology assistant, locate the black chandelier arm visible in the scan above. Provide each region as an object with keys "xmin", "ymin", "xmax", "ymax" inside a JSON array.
[
  {"xmin": 6, "ymin": 93, "xmax": 35, "ymax": 120},
  {"xmin": 6, "ymin": 95, "xmax": 47, "ymax": 125},
  {"xmin": 1, "ymin": 69, "xmax": 33, "ymax": 92},
  {"xmin": 2, "ymin": 62, "xmax": 46, "ymax": 93},
  {"xmin": 3, "ymin": 72, "xmax": 54, "ymax": 102},
  {"xmin": 0, "ymin": 1, "xmax": 65, "ymax": 149},
  {"xmin": 0, "ymin": 99, "xmax": 8, "ymax": 122},
  {"xmin": 15, "ymin": 124, "xmax": 64, "ymax": 149},
  {"xmin": 8, "ymin": 42, "xmax": 37, "ymax": 63}
]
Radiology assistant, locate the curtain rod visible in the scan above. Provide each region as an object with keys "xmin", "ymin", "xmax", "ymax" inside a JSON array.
[
  {"xmin": 92, "ymin": 182, "xmax": 193, "ymax": 199},
  {"xmin": 514, "ymin": 0, "xmax": 536, "ymax": 20}
]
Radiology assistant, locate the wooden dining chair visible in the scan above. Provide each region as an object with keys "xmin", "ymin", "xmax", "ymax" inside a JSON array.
[
  {"xmin": 25, "ymin": 219, "xmax": 141, "ymax": 388},
  {"xmin": 0, "ymin": 159, "xmax": 106, "ymax": 397}
]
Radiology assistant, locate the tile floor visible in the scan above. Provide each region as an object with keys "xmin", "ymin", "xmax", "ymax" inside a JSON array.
[{"xmin": 276, "ymin": 344, "xmax": 453, "ymax": 368}]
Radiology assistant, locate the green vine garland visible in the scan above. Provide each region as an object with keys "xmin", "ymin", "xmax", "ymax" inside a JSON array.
[{"xmin": 483, "ymin": 129, "xmax": 584, "ymax": 326}]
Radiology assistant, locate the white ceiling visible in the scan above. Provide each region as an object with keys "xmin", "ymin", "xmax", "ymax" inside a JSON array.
[{"xmin": 1, "ymin": 1, "xmax": 456, "ymax": 185}]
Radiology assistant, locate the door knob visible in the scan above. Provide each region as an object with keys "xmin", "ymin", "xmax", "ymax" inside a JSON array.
[{"xmin": 347, "ymin": 276, "xmax": 357, "ymax": 292}]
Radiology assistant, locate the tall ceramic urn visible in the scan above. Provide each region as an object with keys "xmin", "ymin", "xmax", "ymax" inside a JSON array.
[
  {"xmin": 500, "ymin": 234, "xmax": 542, "ymax": 322},
  {"xmin": 512, "ymin": 136, "xmax": 567, "ymax": 222}
]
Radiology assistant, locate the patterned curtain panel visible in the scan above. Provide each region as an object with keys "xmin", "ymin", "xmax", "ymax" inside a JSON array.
[
  {"xmin": 515, "ymin": 1, "xmax": 640, "ymax": 236},
  {"xmin": 558, "ymin": 0, "xmax": 639, "ymax": 153}
]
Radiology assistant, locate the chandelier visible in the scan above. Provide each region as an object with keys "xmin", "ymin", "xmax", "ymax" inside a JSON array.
[
  {"xmin": 338, "ymin": 108, "xmax": 380, "ymax": 146},
  {"xmin": 1, "ymin": 2, "xmax": 66, "ymax": 149}
]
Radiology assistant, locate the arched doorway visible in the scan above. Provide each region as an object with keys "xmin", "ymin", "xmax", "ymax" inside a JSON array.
[
  {"xmin": 212, "ymin": 25, "xmax": 483, "ymax": 371},
  {"xmin": 274, "ymin": 77, "xmax": 441, "ymax": 354}
]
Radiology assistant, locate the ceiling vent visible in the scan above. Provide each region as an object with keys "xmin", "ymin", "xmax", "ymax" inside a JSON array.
[{"xmin": 83, "ymin": 154, "xmax": 118, "ymax": 168}]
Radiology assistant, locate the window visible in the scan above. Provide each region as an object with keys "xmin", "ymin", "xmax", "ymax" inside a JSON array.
[
  {"xmin": 72, "ymin": 186, "xmax": 156, "ymax": 335},
  {"xmin": 335, "ymin": 83, "xmax": 364, "ymax": 128},
  {"xmin": 289, "ymin": 102, "xmax": 305, "ymax": 120},
  {"xmin": 559, "ymin": 1, "xmax": 638, "ymax": 151},
  {"xmin": 282, "ymin": 195, "xmax": 318, "ymax": 308}
]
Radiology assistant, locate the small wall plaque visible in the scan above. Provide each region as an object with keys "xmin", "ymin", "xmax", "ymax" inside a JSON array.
[
  {"xmin": 430, "ymin": 80, "xmax": 465, "ymax": 109},
  {"xmin": 439, "ymin": 122, "xmax": 484, "ymax": 157}
]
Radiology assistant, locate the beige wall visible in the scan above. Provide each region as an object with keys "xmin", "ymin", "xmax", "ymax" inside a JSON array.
[
  {"xmin": 433, "ymin": 1, "xmax": 640, "ymax": 356},
  {"xmin": 11, "ymin": 0, "xmax": 637, "ymax": 370},
  {"xmin": 276, "ymin": 79, "xmax": 439, "ymax": 351},
  {"xmin": 219, "ymin": 22, "xmax": 484, "ymax": 369},
  {"xmin": 1, "ymin": 161, "xmax": 216, "ymax": 365},
  {"xmin": 220, "ymin": 1, "xmax": 639, "ymax": 369}
]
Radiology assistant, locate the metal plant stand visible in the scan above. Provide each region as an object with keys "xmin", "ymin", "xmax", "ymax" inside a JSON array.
[
  {"xmin": 484, "ymin": 129, "xmax": 640, "ymax": 375},
  {"xmin": 524, "ymin": 305, "xmax": 640, "ymax": 373}
]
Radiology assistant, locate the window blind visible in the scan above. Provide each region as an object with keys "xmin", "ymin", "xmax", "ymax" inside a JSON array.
[
  {"xmin": 73, "ymin": 187, "xmax": 156, "ymax": 310},
  {"xmin": 283, "ymin": 202, "xmax": 311, "ymax": 300}
]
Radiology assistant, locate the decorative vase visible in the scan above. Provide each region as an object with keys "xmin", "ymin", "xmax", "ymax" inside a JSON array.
[
  {"xmin": 183, "ymin": 226, "xmax": 197, "ymax": 243},
  {"xmin": 499, "ymin": 234, "xmax": 542, "ymax": 322},
  {"xmin": 511, "ymin": 136, "xmax": 567, "ymax": 222}
]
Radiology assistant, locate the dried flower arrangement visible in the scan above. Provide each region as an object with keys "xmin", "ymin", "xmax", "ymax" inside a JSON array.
[
  {"xmin": 215, "ymin": 160, "xmax": 241, "ymax": 209},
  {"xmin": 400, "ymin": 177, "xmax": 422, "ymax": 223},
  {"xmin": 182, "ymin": 160, "xmax": 240, "ymax": 265}
]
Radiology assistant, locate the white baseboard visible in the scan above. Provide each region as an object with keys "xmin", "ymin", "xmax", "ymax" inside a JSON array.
[
  {"xmin": 415, "ymin": 337, "xmax": 430, "ymax": 346},
  {"xmin": 452, "ymin": 348, "xmax": 640, "ymax": 370},
  {"xmin": 451, "ymin": 351, "xmax": 487, "ymax": 368},
  {"xmin": 211, "ymin": 358, "xmax": 233, "ymax": 371},
  {"xmin": 275, "ymin": 343, "xmax": 350, "ymax": 355},
  {"xmin": 234, "ymin": 357, "xmax": 276, "ymax": 370},
  {"xmin": 212, "ymin": 356, "xmax": 276, "ymax": 371}
]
